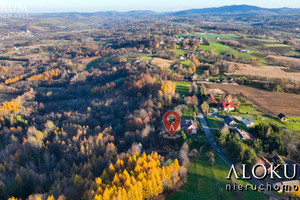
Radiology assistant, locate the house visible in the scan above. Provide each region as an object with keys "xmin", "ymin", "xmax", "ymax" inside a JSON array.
[
  {"xmin": 181, "ymin": 120, "xmax": 198, "ymax": 135},
  {"xmin": 255, "ymin": 157, "xmax": 273, "ymax": 176},
  {"xmin": 179, "ymin": 55, "xmax": 185, "ymax": 60},
  {"xmin": 219, "ymin": 102, "xmax": 235, "ymax": 111},
  {"xmin": 135, "ymin": 58, "xmax": 143, "ymax": 63},
  {"xmin": 191, "ymin": 73, "xmax": 197, "ymax": 81},
  {"xmin": 243, "ymin": 117, "xmax": 255, "ymax": 127},
  {"xmin": 278, "ymin": 113, "xmax": 288, "ymax": 122},
  {"xmin": 224, "ymin": 116, "xmax": 237, "ymax": 127},
  {"xmin": 206, "ymin": 93, "xmax": 218, "ymax": 104},
  {"xmin": 227, "ymin": 76, "xmax": 234, "ymax": 82},
  {"xmin": 172, "ymin": 64, "xmax": 179, "ymax": 70},
  {"xmin": 272, "ymin": 155, "xmax": 285, "ymax": 165},
  {"xmin": 234, "ymin": 129, "xmax": 256, "ymax": 140},
  {"xmin": 286, "ymin": 161, "xmax": 300, "ymax": 179},
  {"xmin": 183, "ymin": 44, "xmax": 191, "ymax": 50},
  {"xmin": 240, "ymin": 49, "xmax": 250, "ymax": 53}
]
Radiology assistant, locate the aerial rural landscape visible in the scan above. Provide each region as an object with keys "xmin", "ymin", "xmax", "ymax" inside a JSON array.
[{"xmin": 0, "ymin": 2, "xmax": 300, "ymax": 200}]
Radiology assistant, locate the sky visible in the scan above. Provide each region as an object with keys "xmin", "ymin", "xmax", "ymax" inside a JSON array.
[{"xmin": 1, "ymin": 0, "xmax": 300, "ymax": 13}]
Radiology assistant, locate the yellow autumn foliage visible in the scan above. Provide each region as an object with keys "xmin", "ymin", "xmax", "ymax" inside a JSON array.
[{"xmin": 92, "ymin": 152, "xmax": 180, "ymax": 200}]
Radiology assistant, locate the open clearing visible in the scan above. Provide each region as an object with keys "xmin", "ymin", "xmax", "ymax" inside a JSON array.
[
  {"xmin": 168, "ymin": 145, "xmax": 267, "ymax": 200},
  {"xmin": 199, "ymin": 41, "xmax": 267, "ymax": 65},
  {"xmin": 175, "ymin": 81, "xmax": 190, "ymax": 97},
  {"xmin": 225, "ymin": 63, "xmax": 300, "ymax": 83},
  {"xmin": 265, "ymin": 55, "xmax": 300, "ymax": 68},
  {"xmin": 179, "ymin": 33, "xmax": 240, "ymax": 39},
  {"xmin": 150, "ymin": 57, "xmax": 174, "ymax": 70},
  {"xmin": 203, "ymin": 83, "xmax": 300, "ymax": 117}
]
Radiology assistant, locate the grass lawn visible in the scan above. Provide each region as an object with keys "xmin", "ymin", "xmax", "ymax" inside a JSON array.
[
  {"xmin": 168, "ymin": 145, "xmax": 268, "ymax": 200},
  {"xmin": 206, "ymin": 117, "xmax": 224, "ymax": 129},
  {"xmin": 140, "ymin": 54, "xmax": 153, "ymax": 61},
  {"xmin": 181, "ymin": 59, "xmax": 191, "ymax": 67},
  {"xmin": 183, "ymin": 105, "xmax": 195, "ymax": 119},
  {"xmin": 175, "ymin": 81, "xmax": 190, "ymax": 97},
  {"xmin": 171, "ymin": 49, "xmax": 190, "ymax": 57},
  {"xmin": 239, "ymin": 104, "xmax": 262, "ymax": 116},
  {"xmin": 40, "ymin": 52, "xmax": 49, "ymax": 55},
  {"xmin": 234, "ymin": 104, "xmax": 300, "ymax": 134}
]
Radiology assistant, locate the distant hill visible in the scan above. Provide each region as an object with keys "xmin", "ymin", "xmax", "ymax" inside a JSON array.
[
  {"xmin": 26, "ymin": 5, "xmax": 300, "ymax": 18},
  {"xmin": 172, "ymin": 5, "xmax": 300, "ymax": 15}
]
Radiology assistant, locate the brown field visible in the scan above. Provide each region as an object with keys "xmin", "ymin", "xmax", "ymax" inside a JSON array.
[
  {"xmin": 225, "ymin": 63, "xmax": 300, "ymax": 83},
  {"xmin": 266, "ymin": 55, "xmax": 300, "ymax": 68},
  {"xmin": 150, "ymin": 58, "xmax": 174, "ymax": 70},
  {"xmin": 239, "ymin": 39, "xmax": 272, "ymax": 46},
  {"xmin": 203, "ymin": 83, "xmax": 300, "ymax": 117}
]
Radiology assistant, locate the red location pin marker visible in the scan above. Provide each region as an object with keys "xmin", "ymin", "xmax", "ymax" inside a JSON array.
[{"xmin": 163, "ymin": 111, "xmax": 181, "ymax": 136}]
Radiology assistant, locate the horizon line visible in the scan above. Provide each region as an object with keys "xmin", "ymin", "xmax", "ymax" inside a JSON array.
[{"xmin": 2, "ymin": 4, "xmax": 300, "ymax": 14}]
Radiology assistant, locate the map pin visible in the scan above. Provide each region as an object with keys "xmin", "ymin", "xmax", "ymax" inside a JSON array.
[{"xmin": 163, "ymin": 111, "xmax": 181, "ymax": 136}]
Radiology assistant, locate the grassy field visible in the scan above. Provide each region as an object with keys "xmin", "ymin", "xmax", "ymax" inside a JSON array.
[
  {"xmin": 204, "ymin": 83, "xmax": 300, "ymax": 118},
  {"xmin": 228, "ymin": 103, "xmax": 300, "ymax": 134},
  {"xmin": 140, "ymin": 54, "xmax": 153, "ymax": 61},
  {"xmin": 168, "ymin": 145, "xmax": 268, "ymax": 200},
  {"xmin": 199, "ymin": 41, "xmax": 267, "ymax": 65},
  {"xmin": 175, "ymin": 81, "xmax": 190, "ymax": 97},
  {"xmin": 206, "ymin": 117, "xmax": 224, "ymax": 129},
  {"xmin": 183, "ymin": 106, "xmax": 195, "ymax": 119},
  {"xmin": 171, "ymin": 49, "xmax": 190, "ymax": 57},
  {"xmin": 179, "ymin": 33, "xmax": 240, "ymax": 39},
  {"xmin": 181, "ymin": 59, "xmax": 191, "ymax": 67},
  {"xmin": 239, "ymin": 103, "xmax": 262, "ymax": 116},
  {"xmin": 85, "ymin": 57, "xmax": 102, "ymax": 71}
]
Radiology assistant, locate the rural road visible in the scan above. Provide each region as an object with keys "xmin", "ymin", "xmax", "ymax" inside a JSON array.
[{"xmin": 195, "ymin": 83, "xmax": 284, "ymax": 200}]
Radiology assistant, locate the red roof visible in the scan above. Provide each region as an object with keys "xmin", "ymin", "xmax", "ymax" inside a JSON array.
[{"xmin": 222, "ymin": 102, "xmax": 234, "ymax": 108}]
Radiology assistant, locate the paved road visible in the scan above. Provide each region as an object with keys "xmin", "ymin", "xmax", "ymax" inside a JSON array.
[{"xmin": 195, "ymin": 84, "xmax": 283, "ymax": 200}]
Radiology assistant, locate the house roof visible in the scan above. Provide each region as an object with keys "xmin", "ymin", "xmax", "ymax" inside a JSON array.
[
  {"xmin": 287, "ymin": 161, "xmax": 300, "ymax": 179},
  {"xmin": 243, "ymin": 117, "xmax": 254, "ymax": 125},
  {"xmin": 278, "ymin": 113, "xmax": 287, "ymax": 119},
  {"xmin": 234, "ymin": 129, "xmax": 256, "ymax": 140},
  {"xmin": 256, "ymin": 157, "xmax": 272, "ymax": 169},
  {"xmin": 222, "ymin": 102, "xmax": 234, "ymax": 108},
  {"xmin": 207, "ymin": 93, "xmax": 218, "ymax": 104},
  {"xmin": 224, "ymin": 116, "xmax": 236, "ymax": 125},
  {"xmin": 181, "ymin": 120, "xmax": 198, "ymax": 130}
]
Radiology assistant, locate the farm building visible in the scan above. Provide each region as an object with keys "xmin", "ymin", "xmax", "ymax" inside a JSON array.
[
  {"xmin": 243, "ymin": 117, "xmax": 255, "ymax": 127},
  {"xmin": 278, "ymin": 113, "xmax": 288, "ymax": 122},
  {"xmin": 181, "ymin": 119, "xmax": 198, "ymax": 135}
]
